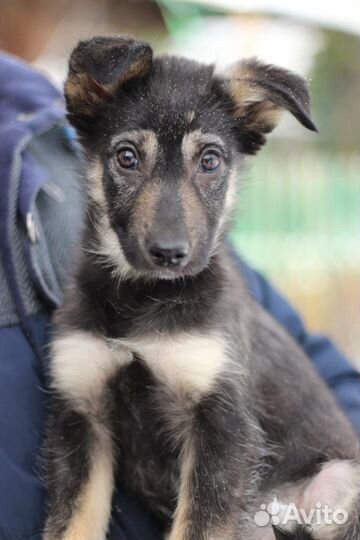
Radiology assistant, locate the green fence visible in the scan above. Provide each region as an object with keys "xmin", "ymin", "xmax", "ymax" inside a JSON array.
[{"xmin": 231, "ymin": 149, "xmax": 360, "ymax": 275}]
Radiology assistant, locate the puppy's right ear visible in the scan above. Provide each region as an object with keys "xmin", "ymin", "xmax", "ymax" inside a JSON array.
[{"xmin": 65, "ymin": 35, "xmax": 153, "ymax": 129}]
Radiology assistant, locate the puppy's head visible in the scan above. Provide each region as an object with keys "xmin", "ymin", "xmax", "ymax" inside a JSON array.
[{"xmin": 65, "ymin": 35, "xmax": 316, "ymax": 280}]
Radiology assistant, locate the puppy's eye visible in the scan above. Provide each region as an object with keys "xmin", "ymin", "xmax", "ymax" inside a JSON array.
[
  {"xmin": 117, "ymin": 148, "xmax": 139, "ymax": 170},
  {"xmin": 200, "ymin": 151, "xmax": 220, "ymax": 173}
]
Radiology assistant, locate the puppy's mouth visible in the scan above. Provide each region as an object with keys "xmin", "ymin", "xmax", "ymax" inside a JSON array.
[
  {"xmin": 123, "ymin": 245, "xmax": 208, "ymax": 281},
  {"xmin": 135, "ymin": 256, "xmax": 199, "ymax": 281},
  {"xmin": 145, "ymin": 263, "xmax": 195, "ymax": 280}
]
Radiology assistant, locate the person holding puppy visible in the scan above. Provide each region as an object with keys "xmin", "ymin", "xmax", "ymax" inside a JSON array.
[{"xmin": 0, "ymin": 50, "xmax": 359, "ymax": 540}]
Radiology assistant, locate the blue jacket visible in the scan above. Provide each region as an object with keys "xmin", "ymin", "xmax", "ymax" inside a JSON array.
[{"xmin": 0, "ymin": 53, "xmax": 359, "ymax": 540}]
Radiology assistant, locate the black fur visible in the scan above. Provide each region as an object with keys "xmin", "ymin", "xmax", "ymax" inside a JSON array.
[
  {"xmin": 43, "ymin": 400, "xmax": 92, "ymax": 537},
  {"xmin": 273, "ymin": 525, "xmax": 314, "ymax": 540},
  {"xmin": 43, "ymin": 36, "xmax": 360, "ymax": 540}
]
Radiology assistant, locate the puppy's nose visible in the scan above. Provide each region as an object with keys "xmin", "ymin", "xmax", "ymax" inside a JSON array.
[{"xmin": 149, "ymin": 241, "xmax": 189, "ymax": 268}]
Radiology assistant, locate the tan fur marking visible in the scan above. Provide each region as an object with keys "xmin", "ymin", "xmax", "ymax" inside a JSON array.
[
  {"xmin": 167, "ymin": 438, "xmax": 195, "ymax": 540},
  {"xmin": 119, "ymin": 53, "xmax": 151, "ymax": 84},
  {"xmin": 84, "ymin": 209, "xmax": 143, "ymax": 281},
  {"xmin": 138, "ymin": 130, "xmax": 159, "ymax": 168},
  {"xmin": 212, "ymin": 169, "xmax": 239, "ymax": 253},
  {"xmin": 180, "ymin": 181, "xmax": 204, "ymax": 251},
  {"xmin": 98, "ymin": 218, "xmax": 143, "ymax": 281},
  {"xmin": 51, "ymin": 331, "xmax": 132, "ymax": 410},
  {"xmin": 60, "ymin": 433, "xmax": 114, "ymax": 540},
  {"xmin": 242, "ymin": 100, "xmax": 282, "ymax": 132},
  {"xmin": 182, "ymin": 130, "xmax": 225, "ymax": 162},
  {"xmin": 131, "ymin": 182, "xmax": 159, "ymax": 246},
  {"xmin": 87, "ymin": 158, "xmax": 106, "ymax": 206},
  {"xmin": 223, "ymin": 169, "xmax": 238, "ymax": 215},
  {"xmin": 185, "ymin": 110, "xmax": 195, "ymax": 123},
  {"xmin": 227, "ymin": 76, "xmax": 283, "ymax": 130},
  {"xmin": 65, "ymin": 73, "xmax": 110, "ymax": 114},
  {"xmin": 168, "ymin": 437, "xmax": 234, "ymax": 540},
  {"xmin": 251, "ymin": 104, "xmax": 282, "ymax": 130},
  {"xmin": 123, "ymin": 333, "xmax": 228, "ymax": 398},
  {"xmin": 217, "ymin": 63, "xmax": 283, "ymax": 131},
  {"xmin": 64, "ymin": 74, "xmax": 90, "ymax": 107}
]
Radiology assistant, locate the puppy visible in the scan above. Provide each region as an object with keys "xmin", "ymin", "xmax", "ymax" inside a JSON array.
[{"xmin": 43, "ymin": 36, "xmax": 360, "ymax": 540}]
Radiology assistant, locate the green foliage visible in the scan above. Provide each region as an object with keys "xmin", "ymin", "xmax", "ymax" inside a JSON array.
[
  {"xmin": 311, "ymin": 30, "xmax": 360, "ymax": 151},
  {"xmin": 231, "ymin": 149, "xmax": 360, "ymax": 272}
]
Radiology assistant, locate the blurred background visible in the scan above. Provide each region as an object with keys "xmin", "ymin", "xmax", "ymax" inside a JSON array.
[{"xmin": 1, "ymin": 0, "xmax": 359, "ymax": 362}]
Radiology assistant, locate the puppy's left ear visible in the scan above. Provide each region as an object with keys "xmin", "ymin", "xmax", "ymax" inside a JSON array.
[{"xmin": 221, "ymin": 58, "xmax": 317, "ymax": 154}]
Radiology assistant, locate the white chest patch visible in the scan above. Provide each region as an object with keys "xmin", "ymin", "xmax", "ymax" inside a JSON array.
[
  {"xmin": 51, "ymin": 332, "xmax": 133, "ymax": 405},
  {"xmin": 51, "ymin": 331, "xmax": 229, "ymax": 409},
  {"xmin": 122, "ymin": 333, "xmax": 228, "ymax": 397}
]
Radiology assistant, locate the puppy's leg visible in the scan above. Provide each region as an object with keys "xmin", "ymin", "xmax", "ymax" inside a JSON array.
[
  {"xmin": 43, "ymin": 403, "xmax": 114, "ymax": 540},
  {"xmin": 43, "ymin": 332, "xmax": 131, "ymax": 540},
  {"xmin": 168, "ymin": 391, "xmax": 257, "ymax": 540},
  {"xmin": 300, "ymin": 459, "xmax": 360, "ymax": 540},
  {"xmin": 251, "ymin": 460, "xmax": 360, "ymax": 540}
]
